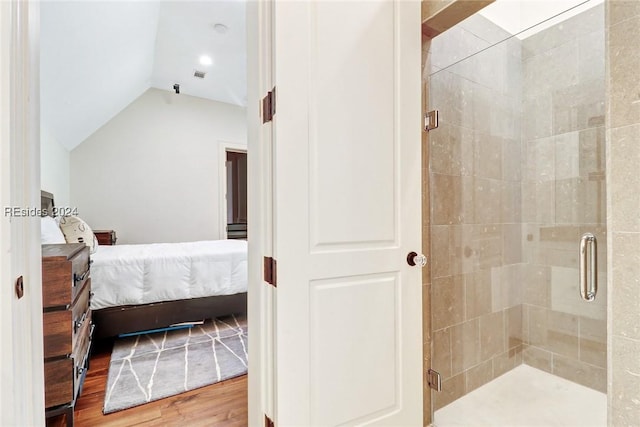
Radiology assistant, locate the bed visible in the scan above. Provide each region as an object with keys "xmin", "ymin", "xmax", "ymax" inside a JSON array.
[{"xmin": 41, "ymin": 191, "xmax": 247, "ymax": 338}]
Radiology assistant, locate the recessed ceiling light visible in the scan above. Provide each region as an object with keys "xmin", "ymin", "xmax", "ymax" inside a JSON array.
[
  {"xmin": 199, "ymin": 55, "xmax": 213, "ymax": 66},
  {"xmin": 213, "ymin": 23, "xmax": 228, "ymax": 34}
]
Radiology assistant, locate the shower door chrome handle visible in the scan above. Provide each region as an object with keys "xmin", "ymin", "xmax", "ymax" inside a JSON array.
[{"xmin": 579, "ymin": 233, "xmax": 597, "ymax": 301}]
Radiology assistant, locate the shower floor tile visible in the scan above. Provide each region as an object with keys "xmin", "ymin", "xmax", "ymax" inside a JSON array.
[{"xmin": 433, "ymin": 364, "xmax": 606, "ymax": 427}]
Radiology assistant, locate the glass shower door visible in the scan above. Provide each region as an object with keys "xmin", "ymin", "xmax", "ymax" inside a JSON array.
[{"xmin": 426, "ymin": 0, "xmax": 607, "ymax": 423}]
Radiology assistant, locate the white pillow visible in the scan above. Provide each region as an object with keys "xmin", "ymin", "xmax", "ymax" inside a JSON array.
[
  {"xmin": 58, "ymin": 215, "xmax": 99, "ymax": 253},
  {"xmin": 41, "ymin": 216, "xmax": 66, "ymax": 244}
]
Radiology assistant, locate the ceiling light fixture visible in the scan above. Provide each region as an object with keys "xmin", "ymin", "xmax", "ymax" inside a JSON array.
[
  {"xmin": 199, "ymin": 55, "xmax": 213, "ymax": 66},
  {"xmin": 213, "ymin": 23, "xmax": 228, "ymax": 34}
]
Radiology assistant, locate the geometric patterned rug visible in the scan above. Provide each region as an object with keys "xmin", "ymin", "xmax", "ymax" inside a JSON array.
[{"xmin": 103, "ymin": 314, "xmax": 247, "ymax": 414}]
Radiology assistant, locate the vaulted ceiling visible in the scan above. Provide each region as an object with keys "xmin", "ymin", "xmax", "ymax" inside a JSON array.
[
  {"xmin": 41, "ymin": 0, "xmax": 599, "ymax": 151},
  {"xmin": 41, "ymin": 1, "xmax": 246, "ymax": 150}
]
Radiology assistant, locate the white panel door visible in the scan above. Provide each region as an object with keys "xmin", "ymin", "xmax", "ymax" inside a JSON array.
[
  {"xmin": 0, "ymin": 1, "xmax": 46, "ymax": 425},
  {"xmin": 272, "ymin": 1, "xmax": 422, "ymax": 425}
]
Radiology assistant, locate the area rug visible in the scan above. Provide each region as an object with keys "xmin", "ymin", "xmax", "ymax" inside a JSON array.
[{"xmin": 103, "ymin": 314, "xmax": 247, "ymax": 414}]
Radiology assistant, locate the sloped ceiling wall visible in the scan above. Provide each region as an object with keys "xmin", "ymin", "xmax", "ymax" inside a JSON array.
[
  {"xmin": 41, "ymin": 1, "xmax": 247, "ymax": 151},
  {"xmin": 41, "ymin": 1, "xmax": 160, "ymax": 150}
]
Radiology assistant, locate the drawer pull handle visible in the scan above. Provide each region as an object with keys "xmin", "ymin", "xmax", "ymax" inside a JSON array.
[
  {"xmin": 76, "ymin": 330, "xmax": 92, "ymax": 377},
  {"xmin": 74, "ymin": 311, "xmax": 88, "ymax": 334},
  {"xmin": 73, "ymin": 267, "xmax": 90, "ymax": 287}
]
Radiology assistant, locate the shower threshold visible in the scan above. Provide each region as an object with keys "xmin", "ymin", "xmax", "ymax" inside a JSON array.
[{"xmin": 433, "ymin": 364, "xmax": 606, "ymax": 427}]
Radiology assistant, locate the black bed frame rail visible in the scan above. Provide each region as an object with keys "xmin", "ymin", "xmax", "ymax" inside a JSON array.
[{"xmin": 92, "ymin": 293, "xmax": 247, "ymax": 339}]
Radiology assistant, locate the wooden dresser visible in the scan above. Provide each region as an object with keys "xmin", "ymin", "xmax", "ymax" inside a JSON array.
[
  {"xmin": 93, "ymin": 229, "xmax": 116, "ymax": 246},
  {"xmin": 42, "ymin": 243, "xmax": 94, "ymax": 427}
]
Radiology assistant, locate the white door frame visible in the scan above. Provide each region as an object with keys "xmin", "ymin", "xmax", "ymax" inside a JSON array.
[
  {"xmin": 247, "ymin": 0, "xmax": 280, "ymax": 423},
  {"xmin": 1, "ymin": 1, "xmax": 270, "ymax": 424},
  {"xmin": 217, "ymin": 141, "xmax": 247, "ymax": 240},
  {"xmin": 3, "ymin": 0, "xmax": 270, "ymax": 424},
  {"xmin": 247, "ymin": 0, "xmax": 277, "ymax": 424},
  {"xmin": 7, "ymin": 1, "xmax": 422, "ymax": 425},
  {"xmin": 0, "ymin": 1, "xmax": 46, "ymax": 425}
]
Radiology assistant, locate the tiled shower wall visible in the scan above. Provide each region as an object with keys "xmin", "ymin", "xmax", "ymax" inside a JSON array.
[
  {"xmin": 520, "ymin": 4, "xmax": 607, "ymax": 393},
  {"xmin": 427, "ymin": 5, "xmax": 607, "ymax": 410},
  {"xmin": 428, "ymin": 14, "xmax": 524, "ymax": 410},
  {"xmin": 606, "ymin": 1, "xmax": 640, "ymax": 424}
]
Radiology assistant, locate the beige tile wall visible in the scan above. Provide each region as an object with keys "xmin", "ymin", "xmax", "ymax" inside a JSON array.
[
  {"xmin": 426, "ymin": 2, "xmax": 612, "ymax": 415},
  {"xmin": 423, "ymin": 0, "xmax": 640, "ymax": 423},
  {"xmin": 606, "ymin": 1, "xmax": 640, "ymax": 424},
  {"xmin": 427, "ymin": 12, "xmax": 524, "ymax": 411},
  {"xmin": 520, "ymin": 3, "xmax": 607, "ymax": 394}
]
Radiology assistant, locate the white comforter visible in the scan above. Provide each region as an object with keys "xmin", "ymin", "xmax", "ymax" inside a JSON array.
[{"xmin": 89, "ymin": 240, "xmax": 247, "ymax": 310}]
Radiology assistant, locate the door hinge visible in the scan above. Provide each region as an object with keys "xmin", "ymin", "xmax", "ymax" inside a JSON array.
[
  {"xmin": 264, "ymin": 256, "xmax": 277, "ymax": 287},
  {"xmin": 424, "ymin": 109, "xmax": 438, "ymax": 131},
  {"xmin": 15, "ymin": 275, "xmax": 24, "ymax": 299},
  {"xmin": 427, "ymin": 369, "xmax": 442, "ymax": 391},
  {"xmin": 262, "ymin": 86, "xmax": 276, "ymax": 123},
  {"xmin": 265, "ymin": 414, "xmax": 275, "ymax": 427}
]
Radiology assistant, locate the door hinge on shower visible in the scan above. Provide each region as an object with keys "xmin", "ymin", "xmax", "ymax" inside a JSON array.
[
  {"xmin": 264, "ymin": 256, "xmax": 277, "ymax": 287},
  {"xmin": 262, "ymin": 86, "xmax": 276, "ymax": 123},
  {"xmin": 427, "ymin": 369, "xmax": 442, "ymax": 391},
  {"xmin": 424, "ymin": 109, "xmax": 438, "ymax": 131}
]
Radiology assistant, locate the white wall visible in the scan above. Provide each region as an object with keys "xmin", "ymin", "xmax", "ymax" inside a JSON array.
[
  {"xmin": 40, "ymin": 127, "xmax": 70, "ymax": 207},
  {"xmin": 70, "ymin": 88, "xmax": 247, "ymax": 244}
]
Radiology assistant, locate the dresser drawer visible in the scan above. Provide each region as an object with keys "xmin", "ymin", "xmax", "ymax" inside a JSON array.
[
  {"xmin": 44, "ymin": 358, "xmax": 74, "ymax": 408},
  {"xmin": 43, "ymin": 280, "xmax": 91, "ymax": 359},
  {"xmin": 43, "ymin": 318, "xmax": 93, "ymax": 409},
  {"xmin": 42, "ymin": 244, "xmax": 90, "ymax": 308}
]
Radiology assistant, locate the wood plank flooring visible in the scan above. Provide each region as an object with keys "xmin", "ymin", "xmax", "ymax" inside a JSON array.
[{"xmin": 47, "ymin": 339, "xmax": 248, "ymax": 427}]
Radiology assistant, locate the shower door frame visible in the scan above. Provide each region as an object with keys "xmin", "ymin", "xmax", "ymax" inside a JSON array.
[{"xmin": 422, "ymin": 0, "xmax": 611, "ymax": 422}]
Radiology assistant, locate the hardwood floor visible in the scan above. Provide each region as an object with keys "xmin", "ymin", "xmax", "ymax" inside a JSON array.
[{"xmin": 47, "ymin": 339, "xmax": 248, "ymax": 427}]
